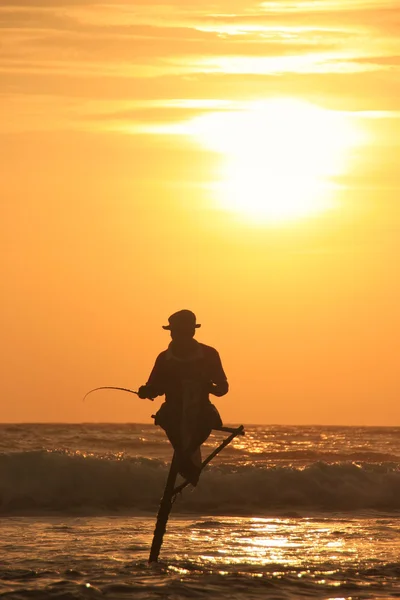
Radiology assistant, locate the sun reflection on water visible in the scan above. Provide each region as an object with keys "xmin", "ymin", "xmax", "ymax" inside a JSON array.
[
  {"xmin": 205, "ymin": 425, "xmax": 399, "ymax": 468},
  {"xmin": 169, "ymin": 515, "xmax": 394, "ymax": 578}
]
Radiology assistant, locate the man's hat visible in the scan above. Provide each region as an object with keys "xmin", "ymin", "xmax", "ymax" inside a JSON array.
[{"xmin": 162, "ymin": 309, "xmax": 201, "ymax": 330}]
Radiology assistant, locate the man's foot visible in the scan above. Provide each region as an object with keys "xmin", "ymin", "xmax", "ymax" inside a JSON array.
[{"xmin": 177, "ymin": 455, "xmax": 201, "ymax": 486}]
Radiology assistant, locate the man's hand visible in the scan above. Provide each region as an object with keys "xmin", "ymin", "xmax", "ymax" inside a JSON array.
[
  {"xmin": 209, "ymin": 381, "xmax": 229, "ymax": 397},
  {"xmin": 138, "ymin": 384, "xmax": 157, "ymax": 400}
]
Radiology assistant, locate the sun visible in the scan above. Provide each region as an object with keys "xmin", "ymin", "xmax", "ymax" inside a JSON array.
[{"xmin": 186, "ymin": 99, "xmax": 362, "ymax": 223}]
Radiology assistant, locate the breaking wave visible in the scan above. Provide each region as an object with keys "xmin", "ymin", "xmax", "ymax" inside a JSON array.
[{"xmin": 0, "ymin": 450, "xmax": 399, "ymax": 514}]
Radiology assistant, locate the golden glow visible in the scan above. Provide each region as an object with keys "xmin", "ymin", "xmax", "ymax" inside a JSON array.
[
  {"xmin": 186, "ymin": 99, "xmax": 363, "ymax": 223},
  {"xmin": 2, "ymin": 0, "xmax": 400, "ymax": 426}
]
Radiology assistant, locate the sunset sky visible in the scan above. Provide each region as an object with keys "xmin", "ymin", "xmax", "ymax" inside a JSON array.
[{"xmin": 1, "ymin": 0, "xmax": 399, "ymax": 425}]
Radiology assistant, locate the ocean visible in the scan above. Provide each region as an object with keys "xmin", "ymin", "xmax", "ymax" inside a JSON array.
[{"xmin": 0, "ymin": 423, "xmax": 399, "ymax": 599}]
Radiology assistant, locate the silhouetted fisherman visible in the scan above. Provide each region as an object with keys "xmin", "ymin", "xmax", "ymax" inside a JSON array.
[{"xmin": 138, "ymin": 310, "xmax": 228, "ymax": 485}]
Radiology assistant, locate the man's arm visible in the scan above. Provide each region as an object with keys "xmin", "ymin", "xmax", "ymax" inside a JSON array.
[
  {"xmin": 209, "ymin": 348, "xmax": 229, "ymax": 397},
  {"xmin": 138, "ymin": 353, "xmax": 166, "ymax": 399}
]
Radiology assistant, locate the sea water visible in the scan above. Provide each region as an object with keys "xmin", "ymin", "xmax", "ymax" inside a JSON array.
[{"xmin": 0, "ymin": 423, "xmax": 399, "ymax": 599}]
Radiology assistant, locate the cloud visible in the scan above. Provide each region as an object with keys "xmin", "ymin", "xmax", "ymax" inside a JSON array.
[
  {"xmin": 1, "ymin": 0, "xmax": 399, "ymax": 135},
  {"xmin": 0, "ymin": 0, "xmax": 248, "ymax": 6},
  {"xmin": 190, "ymin": 4, "xmax": 400, "ymax": 34},
  {"xmin": 0, "ymin": 7, "xmax": 351, "ymax": 73},
  {"xmin": 351, "ymin": 55, "xmax": 400, "ymax": 65},
  {"xmin": 2, "ymin": 67, "xmax": 400, "ymax": 107}
]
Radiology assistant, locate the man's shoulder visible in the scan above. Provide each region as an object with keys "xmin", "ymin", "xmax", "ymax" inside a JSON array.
[
  {"xmin": 198, "ymin": 343, "xmax": 220, "ymax": 357},
  {"xmin": 155, "ymin": 349, "xmax": 168, "ymax": 362}
]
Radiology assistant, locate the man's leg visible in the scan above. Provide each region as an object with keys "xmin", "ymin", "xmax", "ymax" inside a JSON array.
[
  {"xmin": 189, "ymin": 402, "xmax": 223, "ymax": 449},
  {"xmin": 155, "ymin": 403, "xmax": 200, "ymax": 484}
]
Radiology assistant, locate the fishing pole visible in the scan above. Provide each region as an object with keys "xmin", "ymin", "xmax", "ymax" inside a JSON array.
[{"xmin": 83, "ymin": 386, "xmax": 154, "ymax": 402}]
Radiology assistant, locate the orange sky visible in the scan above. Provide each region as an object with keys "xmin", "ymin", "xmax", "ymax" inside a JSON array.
[{"xmin": 1, "ymin": 0, "xmax": 399, "ymax": 425}]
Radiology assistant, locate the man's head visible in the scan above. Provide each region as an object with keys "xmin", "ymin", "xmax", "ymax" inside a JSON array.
[{"xmin": 162, "ymin": 310, "xmax": 201, "ymax": 341}]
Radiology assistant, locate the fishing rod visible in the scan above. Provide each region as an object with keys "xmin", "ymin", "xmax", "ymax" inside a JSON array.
[{"xmin": 83, "ymin": 386, "xmax": 154, "ymax": 402}]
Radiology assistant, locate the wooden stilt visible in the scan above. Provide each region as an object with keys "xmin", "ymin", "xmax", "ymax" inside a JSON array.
[
  {"xmin": 148, "ymin": 453, "xmax": 179, "ymax": 563},
  {"xmin": 148, "ymin": 425, "xmax": 245, "ymax": 563}
]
